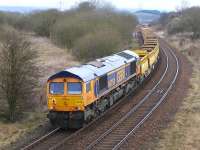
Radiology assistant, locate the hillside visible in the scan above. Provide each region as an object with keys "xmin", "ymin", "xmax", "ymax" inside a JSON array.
[
  {"xmin": 134, "ymin": 10, "xmax": 161, "ymax": 24},
  {"xmin": 27, "ymin": 34, "xmax": 79, "ymax": 107},
  {"xmin": 0, "ymin": 33, "xmax": 79, "ymax": 149},
  {"xmin": 153, "ymin": 29, "xmax": 200, "ymax": 150},
  {"xmin": 0, "ymin": 6, "xmax": 46, "ymax": 13}
]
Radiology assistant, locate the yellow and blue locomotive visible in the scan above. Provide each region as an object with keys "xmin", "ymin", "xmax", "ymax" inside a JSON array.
[{"xmin": 47, "ymin": 27, "xmax": 160, "ymax": 129}]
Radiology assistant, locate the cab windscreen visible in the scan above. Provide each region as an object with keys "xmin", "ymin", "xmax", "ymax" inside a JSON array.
[{"xmin": 50, "ymin": 82, "xmax": 64, "ymax": 94}]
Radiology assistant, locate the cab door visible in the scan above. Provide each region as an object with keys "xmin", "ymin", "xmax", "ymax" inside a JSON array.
[
  {"xmin": 85, "ymin": 80, "xmax": 97, "ymax": 105},
  {"xmin": 86, "ymin": 81, "xmax": 92, "ymax": 101}
]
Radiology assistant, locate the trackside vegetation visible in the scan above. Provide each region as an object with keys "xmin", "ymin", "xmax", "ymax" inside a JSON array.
[
  {"xmin": 155, "ymin": 5, "xmax": 200, "ymax": 150},
  {"xmin": 0, "ymin": 1, "xmax": 139, "ymax": 121},
  {"xmin": 0, "ymin": 1, "xmax": 138, "ymax": 148},
  {"xmin": 0, "ymin": 1, "xmax": 138, "ymax": 61},
  {"xmin": 159, "ymin": 6, "xmax": 200, "ymax": 39},
  {"xmin": 0, "ymin": 27, "xmax": 40, "ymax": 122}
]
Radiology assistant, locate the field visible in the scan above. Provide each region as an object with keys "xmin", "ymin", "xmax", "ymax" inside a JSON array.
[
  {"xmin": 155, "ymin": 31, "xmax": 200, "ymax": 149},
  {"xmin": 0, "ymin": 34, "xmax": 79, "ymax": 149},
  {"xmin": 27, "ymin": 35, "xmax": 79, "ymax": 108}
]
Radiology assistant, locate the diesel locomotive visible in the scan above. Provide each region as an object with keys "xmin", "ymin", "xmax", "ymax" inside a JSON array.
[{"xmin": 47, "ymin": 27, "xmax": 160, "ymax": 129}]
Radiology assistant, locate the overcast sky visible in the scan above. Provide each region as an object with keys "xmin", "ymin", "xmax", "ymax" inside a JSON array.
[{"xmin": 0, "ymin": 0, "xmax": 199, "ymax": 11}]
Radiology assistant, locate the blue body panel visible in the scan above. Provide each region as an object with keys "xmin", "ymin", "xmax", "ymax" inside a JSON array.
[
  {"xmin": 48, "ymin": 50, "xmax": 139, "ymax": 98},
  {"xmin": 125, "ymin": 64, "xmax": 131, "ymax": 77},
  {"xmin": 107, "ymin": 72, "xmax": 117, "ymax": 88}
]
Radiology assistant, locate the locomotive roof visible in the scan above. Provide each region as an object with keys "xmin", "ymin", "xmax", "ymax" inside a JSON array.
[{"xmin": 48, "ymin": 50, "xmax": 139, "ymax": 82}]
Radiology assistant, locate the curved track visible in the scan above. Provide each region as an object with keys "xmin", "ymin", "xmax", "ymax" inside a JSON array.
[
  {"xmin": 22, "ymin": 39, "xmax": 179, "ymax": 150},
  {"xmin": 86, "ymin": 39, "xmax": 179, "ymax": 150},
  {"xmin": 48, "ymin": 39, "xmax": 179, "ymax": 150}
]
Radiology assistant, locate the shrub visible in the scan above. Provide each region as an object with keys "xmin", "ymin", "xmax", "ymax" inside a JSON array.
[
  {"xmin": 29, "ymin": 9, "xmax": 61, "ymax": 37},
  {"xmin": 51, "ymin": 3, "xmax": 138, "ymax": 52},
  {"xmin": 181, "ymin": 7, "xmax": 200, "ymax": 39},
  {"xmin": 0, "ymin": 11, "xmax": 30, "ymax": 31},
  {"xmin": 160, "ymin": 6, "xmax": 200, "ymax": 39},
  {"xmin": 167, "ymin": 17, "xmax": 183, "ymax": 34},
  {"xmin": 51, "ymin": 16, "xmax": 91, "ymax": 48},
  {"xmin": 0, "ymin": 1, "xmax": 139, "ymax": 61},
  {"xmin": 73, "ymin": 29, "xmax": 122, "ymax": 61}
]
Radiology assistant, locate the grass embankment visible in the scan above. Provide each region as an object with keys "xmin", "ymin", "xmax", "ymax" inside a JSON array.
[
  {"xmin": 0, "ymin": 35, "xmax": 79, "ymax": 149},
  {"xmin": 155, "ymin": 31, "xmax": 200, "ymax": 149},
  {"xmin": 0, "ymin": 2, "xmax": 138, "ymax": 149},
  {"xmin": 0, "ymin": 112, "xmax": 46, "ymax": 149}
]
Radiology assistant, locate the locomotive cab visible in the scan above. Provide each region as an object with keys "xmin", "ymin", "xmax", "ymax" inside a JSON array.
[
  {"xmin": 47, "ymin": 50, "xmax": 141, "ymax": 129},
  {"xmin": 47, "ymin": 69, "xmax": 96, "ymax": 129},
  {"xmin": 46, "ymin": 28, "xmax": 160, "ymax": 130},
  {"xmin": 47, "ymin": 77, "xmax": 84, "ymax": 112}
]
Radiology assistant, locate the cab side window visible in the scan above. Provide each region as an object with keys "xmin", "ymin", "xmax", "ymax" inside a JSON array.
[{"xmin": 86, "ymin": 82, "xmax": 90, "ymax": 93}]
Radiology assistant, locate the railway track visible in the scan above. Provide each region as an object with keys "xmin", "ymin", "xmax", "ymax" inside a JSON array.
[
  {"xmin": 85, "ymin": 39, "xmax": 179, "ymax": 150},
  {"xmin": 50, "ymin": 39, "xmax": 179, "ymax": 150},
  {"xmin": 21, "ymin": 54, "xmax": 162, "ymax": 150},
  {"xmin": 21, "ymin": 128, "xmax": 73, "ymax": 150},
  {"xmin": 22, "ymin": 39, "xmax": 179, "ymax": 150}
]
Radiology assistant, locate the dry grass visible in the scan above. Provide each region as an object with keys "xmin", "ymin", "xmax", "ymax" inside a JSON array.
[
  {"xmin": 27, "ymin": 35, "xmax": 79, "ymax": 85},
  {"xmin": 26, "ymin": 35, "xmax": 79, "ymax": 109},
  {"xmin": 155, "ymin": 32, "xmax": 200, "ymax": 150},
  {"xmin": 0, "ymin": 34, "xmax": 79, "ymax": 149},
  {"xmin": 0, "ymin": 112, "xmax": 46, "ymax": 150}
]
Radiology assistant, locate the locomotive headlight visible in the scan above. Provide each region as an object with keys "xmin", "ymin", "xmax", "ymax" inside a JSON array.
[
  {"xmin": 52, "ymin": 98, "xmax": 56, "ymax": 105},
  {"xmin": 78, "ymin": 106, "xmax": 82, "ymax": 110},
  {"xmin": 75, "ymin": 106, "xmax": 81, "ymax": 110}
]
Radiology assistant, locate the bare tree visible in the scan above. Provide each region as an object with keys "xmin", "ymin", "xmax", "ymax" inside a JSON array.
[
  {"xmin": 0, "ymin": 30, "xmax": 40, "ymax": 122},
  {"xmin": 176, "ymin": 0, "xmax": 190, "ymax": 14}
]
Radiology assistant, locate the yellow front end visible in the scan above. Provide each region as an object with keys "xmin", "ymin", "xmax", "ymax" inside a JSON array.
[
  {"xmin": 48, "ymin": 95, "xmax": 84, "ymax": 111},
  {"xmin": 47, "ymin": 77, "xmax": 85, "ymax": 112}
]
